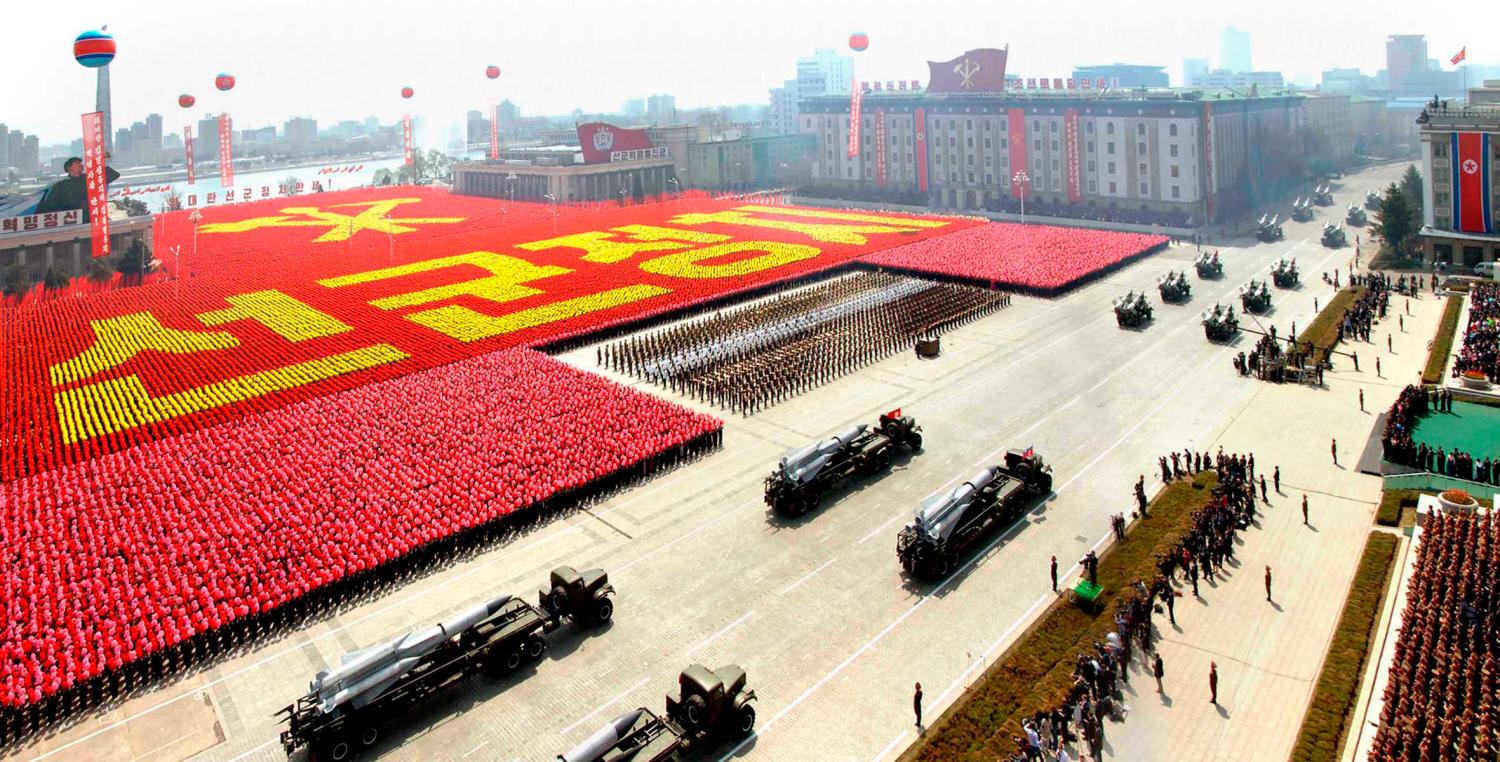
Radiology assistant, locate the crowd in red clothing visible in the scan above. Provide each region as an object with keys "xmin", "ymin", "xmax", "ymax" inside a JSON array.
[
  {"xmin": 1371, "ymin": 510, "xmax": 1498, "ymax": 761},
  {"xmin": 1453, "ymin": 283, "xmax": 1499, "ymax": 383}
]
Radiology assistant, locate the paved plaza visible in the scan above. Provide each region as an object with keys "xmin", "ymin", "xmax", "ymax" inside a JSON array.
[{"xmin": 7, "ymin": 162, "xmax": 1420, "ymax": 762}]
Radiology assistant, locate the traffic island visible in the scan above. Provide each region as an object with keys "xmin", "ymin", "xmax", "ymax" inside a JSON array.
[
  {"xmin": 1420, "ymin": 295, "xmax": 1463, "ymax": 385},
  {"xmin": 1296, "ymin": 286, "xmax": 1365, "ymax": 367}
]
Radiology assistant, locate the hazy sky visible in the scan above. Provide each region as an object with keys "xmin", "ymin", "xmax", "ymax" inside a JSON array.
[{"xmin": 2, "ymin": 0, "xmax": 1486, "ymax": 144}]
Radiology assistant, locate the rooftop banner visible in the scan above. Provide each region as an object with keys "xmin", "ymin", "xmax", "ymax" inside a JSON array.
[
  {"xmin": 926, "ymin": 48, "xmax": 1009, "ymax": 93},
  {"xmin": 577, "ymin": 122, "xmax": 654, "ymax": 164}
]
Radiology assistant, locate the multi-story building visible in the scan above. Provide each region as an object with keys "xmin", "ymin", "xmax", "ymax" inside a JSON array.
[
  {"xmin": 797, "ymin": 86, "xmax": 1306, "ymax": 226},
  {"xmin": 1301, "ymin": 94, "xmax": 1356, "ymax": 171},
  {"xmin": 1219, "ymin": 27, "xmax": 1252, "ymax": 73},
  {"xmin": 768, "ymin": 79, "xmax": 800, "ymax": 135},
  {"xmin": 1321, "ymin": 68, "xmax": 1378, "ymax": 94},
  {"xmin": 283, "ymin": 117, "xmax": 317, "ymax": 156},
  {"xmin": 645, "ymin": 95, "xmax": 676, "ymax": 124},
  {"xmin": 1387, "ymin": 35, "xmax": 1428, "ymax": 93},
  {"xmin": 1417, "ymin": 86, "xmax": 1500, "ymax": 267},
  {"xmin": 1188, "ymin": 70, "xmax": 1285, "ymax": 91},
  {"xmin": 1183, "ymin": 59, "xmax": 1210, "ymax": 88},
  {"xmin": 1072, "ymin": 64, "xmax": 1169, "ymax": 89},
  {"xmin": 797, "ymin": 49, "xmax": 853, "ymax": 100}
]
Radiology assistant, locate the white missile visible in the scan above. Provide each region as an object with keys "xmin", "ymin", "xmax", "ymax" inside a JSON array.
[
  {"xmin": 559, "ymin": 709, "xmax": 647, "ymax": 762},
  {"xmin": 778, "ymin": 424, "xmax": 867, "ymax": 484},
  {"xmin": 911, "ymin": 467, "xmax": 998, "ymax": 542}
]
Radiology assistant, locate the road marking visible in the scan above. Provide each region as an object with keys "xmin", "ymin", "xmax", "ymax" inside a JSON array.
[
  {"xmin": 460, "ymin": 741, "xmax": 488, "ymax": 758},
  {"xmin": 224, "ymin": 739, "xmax": 276, "ymax": 762},
  {"xmin": 618, "ymin": 498, "xmax": 758, "ymax": 572},
  {"xmin": 128, "ymin": 731, "xmax": 205, "ymax": 762},
  {"xmin": 780, "ymin": 559, "xmax": 837, "ymax": 595},
  {"xmin": 689, "ymin": 611, "xmax": 756, "ymax": 655},
  {"xmin": 558, "ymin": 676, "xmax": 651, "ymax": 737},
  {"xmin": 859, "ymin": 511, "xmax": 905, "ymax": 544},
  {"xmin": 872, "ymin": 730, "xmax": 910, "ymax": 762}
]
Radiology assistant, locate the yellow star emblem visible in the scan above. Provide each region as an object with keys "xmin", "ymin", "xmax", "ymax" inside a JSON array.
[{"xmin": 198, "ymin": 198, "xmax": 465, "ymax": 242}]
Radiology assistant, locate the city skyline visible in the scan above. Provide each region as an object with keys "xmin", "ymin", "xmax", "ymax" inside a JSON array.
[{"xmin": 3, "ymin": 0, "xmax": 1487, "ymax": 145}]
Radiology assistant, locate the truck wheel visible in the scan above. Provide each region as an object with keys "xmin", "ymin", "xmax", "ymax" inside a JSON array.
[
  {"xmin": 324, "ymin": 738, "xmax": 353, "ymax": 762},
  {"xmin": 735, "ymin": 704, "xmax": 757, "ymax": 737},
  {"xmin": 859, "ymin": 454, "xmax": 880, "ymax": 476},
  {"xmin": 357, "ymin": 725, "xmax": 379, "ymax": 749},
  {"xmin": 503, "ymin": 649, "xmax": 523, "ymax": 671},
  {"xmin": 683, "ymin": 694, "xmax": 708, "ymax": 730},
  {"xmin": 907, "ymin": 433, "xmax": 922, "ymax": 451},
  {"xmin": 548, "ymin": 588, "xmax": 569, "ymax": 616},
  {"xmin": 525, "ymin": 634, "xmax": 547, "ymax": 661},
  {"xmin": 593, "ymin": 598, "xmax": 614, "ymax": 626}
]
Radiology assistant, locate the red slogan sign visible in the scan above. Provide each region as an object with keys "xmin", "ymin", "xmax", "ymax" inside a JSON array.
[
  {"xmin": 81, "ymin": 111, "xmax": 110, "ymax": 258},
  {"xmin": 1064, "ymin": 109, "xmax": 1081, "ymax": 201},
  {"xmin": 874, "ymin": 108, "xmax": 888, "ymax": 188},
  {"xmin": 184, "ymin": 125, "xmax": 195, "ymax": 186},
  {"xmin": 218, "ymin": 114, "xmax": 234, "ymax": 187}
]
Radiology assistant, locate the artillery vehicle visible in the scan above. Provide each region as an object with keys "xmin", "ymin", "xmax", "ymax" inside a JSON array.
[
  {"xmin": 560, "ymin": 664, "xmax": 756, "ymax": 762},
  {"xmin": 1312, "ymin": 184, "xmax": 1334, "ymax": 206},
  {"xmin": 1157, "ymin": 270, "xmax": 1192, "ymax": 303},
  {"xmin": 279, "ymin": 567, "xmax": 615, "ymax": 761},
  {"xmin": 1271, "ymin": 257, "xmax": 1299, "ymax": 287},
  {"xmin": 1241, "ymin": 280, "xmax": 1273, "ymax": 314},
  {"xmin": 1255, "ymin": 214, "xmax": 1284, "ymax": 242},
  {"xmin": 1345, "ymin": 205, "xmax": 1367, "ymax": 226},
  {"xmin": 1321, "ymin": 222, "xmax": 1347, "ymax": 248},
  {"xmin": 1202, "ymin": 303, "xmax": 1240, "ymax": 341},
  {"xmin": 1364, "ymin": 190, "xmax": 1381, "ymax": 210},
  {"xmin": 1194, "ymin": 251, "xmax": 1224, "ymax": 279},
  {"xmin": 764, "ymin": 410, "xmax": 922, "ymax": 517},
  {"xmin": 1290, "ymin": 197, "xmax": 1314, "ymax": 222},
  {"xmin": 1113, "ymin": 290, "xmax": 1153, "ymax": 327},
  {"xmin": 896, "ymin": 448, "xmax": 1053, "ymax": 580}
]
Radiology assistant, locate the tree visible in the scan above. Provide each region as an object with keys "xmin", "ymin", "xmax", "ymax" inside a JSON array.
[
  {"xmin": 42, "ymin": 267, "xmax": 68, "ymax": 291},
  {"xmin": 86, "ymin": 258, "xmax": 114, "ymax": 283},
  {"xmin": 117, "ymin": 197, "xmax": 149, "ymax": 217},
  {"xmin": 281, "ymin": 174, "xmax": 302, "ymax": 196},
  {"xmin": 1372, "ymin": 183, "xmax": 1414, "ymax": 257},
  {"xmin": 117, "ymin": 236, "xmax": 152, "ymax": 277},
  {"xmin": 395, "ymin": 149, "xmax": 452, "ymax": 185},
  {"xmin": 1, "ymin": 264, "xmax": 34, "ymax": 297},
  {"xmin": 1399, "ymin": 165, "xmax": 1424, "ymax": 232}
]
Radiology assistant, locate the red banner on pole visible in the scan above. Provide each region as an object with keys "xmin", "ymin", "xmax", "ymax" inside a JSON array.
[
  {"xmin": 184, "ymin": 125, "xmax": 195, "ymax": 186},
  {"xmin": 81, "ymin": 111, "xmax": 110, "ymax": 259},
  {"xmin": 914, "ymin": 107, "xmax": 929, "ymax": 193},
  {"xmin": 1203, "ymin": 103, "xmax": 1215, "ymax": 222},
  {"xmin": 403, "ymin": 114, "xmax": 414, "ymax": 166},
  {"xmin": 847, "ymin": 81, "xmax": 863, "ymax": 159},
  {"xmin": 1064, "ymin": 109, "xmax": 1081, "ymax": 201},
  {"xmin": 874, "ymin": 108, "xmax": 888, "ymax": 188},
  {"xmin": 1007, "ymin": 108, "xmax": 1027, "ymax": 199},
  {"xmin": 218, "ymin": 114, "xmax": 234, "ymax": 187},
  {"xmin": 489, "ymin": 104, "xmax": 500, "ymax": 160}
]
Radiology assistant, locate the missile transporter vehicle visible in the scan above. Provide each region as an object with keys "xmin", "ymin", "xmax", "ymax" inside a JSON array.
[
  {"xmin": 1113, "ymin": 290, "xmax": 1153, "ymax": 327},
  {"xmin": 1321, "ymin": 223, "xmax": 1347, "ymax": 248},
  {"xmin": 1312, "ymin": 183, "xmax": 1334, "ymax": 206},
  {"xmin": 1157, "ymin": 271, "xmax": 1192, "ymax": 303},
  {"xmin": 1271, "ymin": 257, "xmax": 1299, "ymax": 287},
  {"xmin": 279, "ymin": 566, "xmax": 615, "ymax": 761},
  {"xmin": 560, "ymin": 664, "xmax": 756, "ymax": 762},
  {"xmin": 1364, "ymin": 190, "xmax": 1381, "ymax": 211},
  {"xmin": 1255, "ymin": 214, "xmax": 1284, "ymax": 242},
  {"xmin": 1202, "ymin": 303, "xmax": 1240, "ymax": 341},
  {"xmin": 897, "ymin": 448, "xmax": 1052, "ymax": 580},
  {"xmin": 1241, "ymin": 280, "xmax": 1273, "ymax": 314},
  {"xmin": 1290, "ymin": 197, "xmax": 1314, "ymax": 222},
  {"xmin": 1346, "ymin": 205, "xmax": 1367, "ymax": 226},
  {"xmin": 764, "ymin": 410, "xmax": 921, "ymax": 517},
  {"xmin": 1194, "ymin": 251, "xmax": 1224, "ymax": 279}
]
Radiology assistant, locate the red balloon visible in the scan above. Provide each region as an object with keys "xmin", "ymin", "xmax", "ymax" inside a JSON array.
[
  {"xmin": 848, "ymin": 32, "xmax": 869, "ymax": 52},
  {"xmin": 177, "ymin": 94, "xmax": 195, "ymax": 109},
  {"xmin": 485, "ymin": 65, "xmax": 501, "ymax": 79},
  {"xmin": 214, "ymin": 73, "xmax": 235, "ymax": 92},
  {"xmin": 400, "ymin": 87, "xmax": 414, "ymax": 99}
]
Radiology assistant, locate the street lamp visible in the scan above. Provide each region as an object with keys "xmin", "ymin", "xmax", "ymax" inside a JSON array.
[
  {"xmin": 188, "ymin": 209, "xmax": 202, "ymax": 283},
  {"xmin": 544, "ymin": 192, "xmax": 558, "ymax": 233},
  {"xmin": 734, "ymin": 161, "xmax": 744, "ymax": 196},
  {"xmin": 1011, "ymin": 170, "xmax": 1031, "ymax": 225},
  {"xmin": 505, "ymin": 172, "xmax": 517, "ymax": 214}
]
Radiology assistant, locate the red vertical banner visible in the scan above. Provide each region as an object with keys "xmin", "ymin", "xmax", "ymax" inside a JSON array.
[
  {"xmin": 489, "ymin": 104, "xmax": 500, "ymax": 160},
  {"xmin": 1007, "ymin": 108, "xmax": 1027, "ymax": 198},
  {"xmin": 1064, "ymin": 109, "xmax": 1081, "ymax": 201},
  {"xmin": 847, "ymin": 81, "xmax": 863, "ymax": 159},
  {"xmin": 403, "ymin": 114, "xmax": 414, "ymax": 166},
  {"xmin": 1453, "ymin": 132, "xmax": 1493, "ymax": 233},
  {"xmin": 914, "ymin": 107, "xmax": 929, "ymax": 193},
  {"xmin": 874, "ymin": 108, "xmax": 888, "ymax": 188},
  {"xmin": 218, "ymin": 114, "xmax": 234, "ymax": 187},
  {"xmin": 1203, "ymin": 103, "xmax": 1215, "ymax": 221},
  {"xmin": 184, "ymin": 125, "xmax": 195, "ymax": 185},
  {"xmin": 81, "ymin": 111, "xmax": 110, "ymax": 258}
]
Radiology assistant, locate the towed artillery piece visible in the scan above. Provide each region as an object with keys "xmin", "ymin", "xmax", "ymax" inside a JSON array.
[
  {"xmin": 1255, "ymin": 214, "xmax": 1284, "ymax": 242},
  {"xmin": 1312, "ymin": 183, "xmax": 1334, "ymax": 206},
  {"xmin": 1271, "ymin": 257, "xmax": 1299, "ymax": 287},
  {"xmin": 1290, "ymin": 197, "xmax": 1315, "ymax": 222},
  {"xmin": 1345, "ymin": 205, "xmax": 1367, "ymax": 226},
  {"xmin": 1194, "ymin": 251, "xmax": 1224, "ymax": 279},
  {"xmin": 1113, "ymin": 290, "xmax": 1153, "ymax": 327},
  {"xmin": 1240, "ymin": 279, "xmax": 1273, "ymax": 314},
  {"xmin": 1321, "ymin": 223, "xmax": 1347, "ymax": 248},
  {"xmin": 764, "ymin": 410, "xmax": 922, "ymax": 517},
  {"xmin": 1202, "ymin": 303, "xmax": 1240, "ymax": 341},
  {"xmin": 279, "ymin": 566, "xmax": 615, "ymax": 761},
  {"xmin": 896, "ymin": 448, "xmax": 1052, "ymax": 580},
  {"xmin": 1157, "ymin": 271, "xmax": 1192, "ymax": 303},
  {"xmin": 1364, "ymin": 190, "xmax": 1381, "ymax": 211},
  {"xmin": 560, "ymin": 664, "xmax": 756, "ymax": 762}
]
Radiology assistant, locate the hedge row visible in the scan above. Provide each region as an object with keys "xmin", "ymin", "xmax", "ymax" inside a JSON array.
[
  {"xmin": 1421, "ymin": 295, "xmax": 1463, "ymax": 385},
  {"xmin": 1288, "ymin": 532, "xmax": 1400, "ymax": 762},
  {"xmin": 1375, "ymin": 489, "xmax": 1421, "ymax": 527},
  {"xmin": 1297, "ymin": 287, "xmax": 1366, "ymax": 366},
  {"xmin": 902, "ymin": 471, "xmax": 1219, "ymax": 762}
]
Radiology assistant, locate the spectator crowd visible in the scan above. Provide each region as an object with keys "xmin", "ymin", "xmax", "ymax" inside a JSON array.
[
  {"xmin": 1380, "ymin": 384, "xmax": 1500, "ymax": 486},
  {"xmin": 1454, "ymin": 282, "xmax": 1499, "ymax": 383}
]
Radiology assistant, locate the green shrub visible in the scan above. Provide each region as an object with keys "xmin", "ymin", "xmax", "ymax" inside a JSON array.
[
  {"xmin": 1298, "ymin": 287, "xmax": 1365, "ymax": 365},
  {"xmin": 1421, "ymin": 296, "xmax": 1462, "ymax": 385},
  {"xmin": 1289, "ymin": 532, "xmax": 1399, "ymax": 762},
  {"xmin": 1375, "ymin": 489, "xmax": 1420, "ymax": 527}
]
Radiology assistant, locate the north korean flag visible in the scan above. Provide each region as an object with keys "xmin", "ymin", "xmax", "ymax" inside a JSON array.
[{"xmin": 1451, "ymin": 132, "xmax": 1494, "ymax": 234}]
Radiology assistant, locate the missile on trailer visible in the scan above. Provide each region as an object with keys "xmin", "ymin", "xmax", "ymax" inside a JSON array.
[
  {"xmin": 559, "ymin": 709, "xmax": 648, "ymax": 762},
  {"xmin": 778, "ymin": 423, "xmax": 868, "ymax": 484},
  {"xmin": 911, "ymin": 467, "xmax": 998, "ymax": 542}
]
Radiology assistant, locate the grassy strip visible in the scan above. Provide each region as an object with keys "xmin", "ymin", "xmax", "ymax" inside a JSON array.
[
  {"xmin": 1375, "ymin": 489, "xmax": 1421, "ymax": 527},
  {"xmin": 1297, "ymin": 287, "xmax": 1365, "ymax": 366},
  {"xmin": 1421, "ymin": 295, "xmax": 1463, "ymax": 385},
  {"xmin": 902, "ymin": 472, "xmax": 1218, "ymax": 762},
  {"xmin": 1289, "ymin": 532, "xmax": 1400, "ymax": 762}
]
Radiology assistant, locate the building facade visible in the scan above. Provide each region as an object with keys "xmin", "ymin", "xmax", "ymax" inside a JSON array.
[
  {"xmin": 1183, "ymin": 59, "xmax": 1210, "ymax": 88},
  {"xmin": 797, "ymin": 50, "xmax": 853, "ymax": 100},
  {"xmin": 1072, "ymin": 65, "xmax": 1170, "ymax": 89},
  {"xmin": 1219, "ymin": 27, "xmax": 1252, "ymax": 73},
  {"xmin": 1187, "ymin": 70, "xmax": 1285, "ymax": 90},
  {"xmin": 798, "ymin": 89, "xmax": 1305, "ymax": 226},
  {"xmin": 1417, "ymin": 94, "xmax": 1500, "ymax": 267},
  {"xmin": 768, "ymin": 79, "xmax": 800, "ymax": 135}
]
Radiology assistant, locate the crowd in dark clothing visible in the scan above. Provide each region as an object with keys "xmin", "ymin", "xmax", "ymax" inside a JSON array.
[
  {"xmin": 1453, "ymin": 283, "xmax": 1499, "ymax": 383},
  {"xmin": 1338, "ymin": 274, "xmax": 1393, "ymax": 345},
  {"xmin": 1381, "ymin": 384, "xmax": 1500, "ymax": 485}
]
